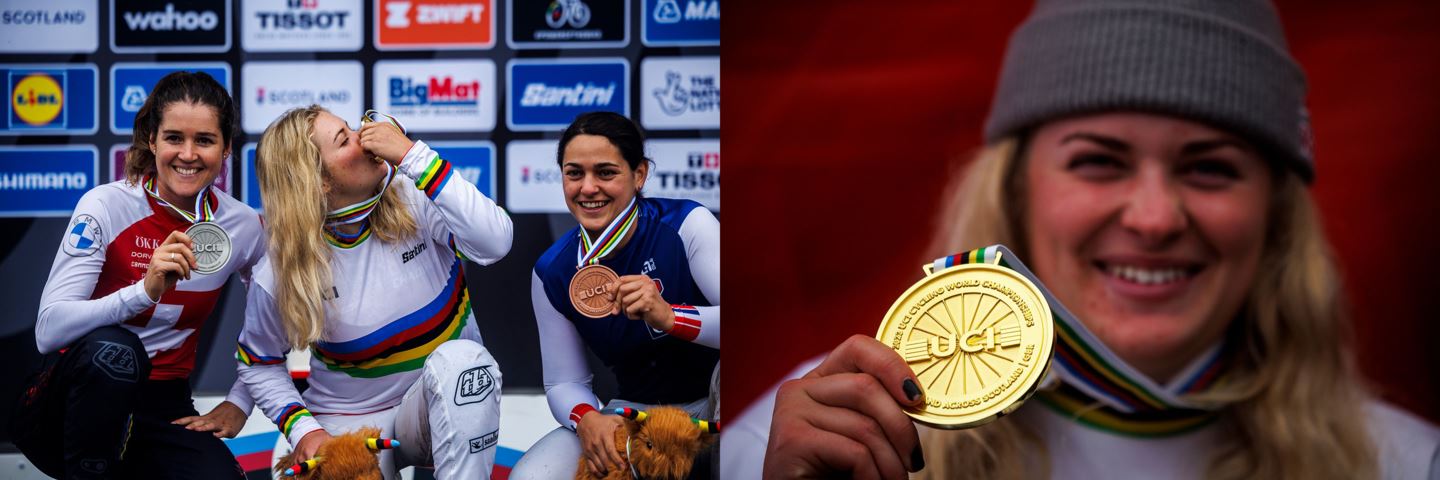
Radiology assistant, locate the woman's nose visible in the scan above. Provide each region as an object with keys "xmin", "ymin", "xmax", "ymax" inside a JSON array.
[{"xmin": 1119, "ymin": 167, "xmax": 1188, "ymax": 245}]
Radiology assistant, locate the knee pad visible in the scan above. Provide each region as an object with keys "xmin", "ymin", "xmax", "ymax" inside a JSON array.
[
  {"xmin": 424, "ymin": 339, "xmax": 501, "ymax": 404},
  {"xmin": 73, "ymin": 325, "xmax": 150, "ymax": 383}
]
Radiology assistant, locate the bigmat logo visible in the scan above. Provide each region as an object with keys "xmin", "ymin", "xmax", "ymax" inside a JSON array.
[
  {"xmin": 373, "ymin": 60, "xmax": 496, "ymax": 132},
  {"xmin": 111, "ymin": 63, "xmax": 231, "ymax": 135},
  {"xmin": 507, "ymin": 0, "xmax": 627, "ymax": 49},
  {"xmin": 646, "ymin": 139, "xmax": 719, "ymax": 211},
  {"xmin": 111, "ymin": 144, "xmax": 229, "ymax": 193},
  {"xmin": 641, "ymin": 57, "xmax": 719, "ymax": 130},
  {"xmin": 242, "ymin": 61, "xmax": 363, "ymax": 134},
  {"xmin": 0, "ymin": 64, "xmax": 97, "ymax": 135},
  {"xmin": 428, "ymin": 142, "xmax": 496, "ymax": 198},
  {"xmin": 111, "ymin": 0, "xmax": 231, "ymax": 53},
  {"xmin": 244, "ymin": 0, "xmax": 363, "ymax": 52},
  {"xmin": 375, "ymin": 0, "xmax": 494, "ymax": 50},
  {"xmin": 507, "ymin": 59, "xmax": 628, "ymax": 132},
  {"xmin": 643, "ymin": 0, "xmax": 718, "ymax": 46},
  {"xmin": 0, "ymin": 0, "xmax": 99, "ymax": 53},
  {"xmin": 0, "ymin": 146, "xmax": 98, "ymax": 217},
  {"xmin": 504, "ymin": 140, "xmax": 564, "ymax": 213}
]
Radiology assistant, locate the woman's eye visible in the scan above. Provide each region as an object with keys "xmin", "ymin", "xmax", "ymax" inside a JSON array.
[
  {"xmin": 1181, "ymin": 159, "xmax": 1241, "ymax": 188},
  {"xmin": 564, "ymin": 170, "xmax": 582, "ymax": 179},
  {"xmin": 1066, "ymin": 153, "xmax": 1126, "ymax": 180},
  {"xmin": 598, "ymin": 170, "xmax": 618, "ymax": 179}
]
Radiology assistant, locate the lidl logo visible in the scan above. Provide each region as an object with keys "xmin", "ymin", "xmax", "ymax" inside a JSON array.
[
  {"xmin": 12, "ymin": 73, "xmax": 63, "ymax": 126},
  {"xmin": 1, "ymin": 64, "xmax": 98, "ymax": 135}
]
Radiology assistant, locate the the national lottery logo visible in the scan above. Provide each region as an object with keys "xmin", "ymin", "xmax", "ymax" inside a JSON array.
[
  {"xmin": 641, "ymin": 57, "xmax": 718, "ymax": 130},
  {"xmin": 507, "ymin": 59, "xmax": 628, "ymax": 131}
]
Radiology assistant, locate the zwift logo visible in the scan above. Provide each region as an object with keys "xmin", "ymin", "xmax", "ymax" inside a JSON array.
[{"xmin": 122, "ymin": 3, "xmax": 220, "ymax": 31}]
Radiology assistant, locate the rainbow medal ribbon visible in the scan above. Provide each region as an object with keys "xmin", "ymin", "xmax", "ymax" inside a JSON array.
[
  {"xmin": 568, "ymin": 197, "xmax": 640, "ymax": 318},
  {"xmin": 322, "ymin": 162, "xmax": 397, "ymax": 248},
  {"xmin": 142, "ymin": 176, "xmax": 230, "ymax": 275}
]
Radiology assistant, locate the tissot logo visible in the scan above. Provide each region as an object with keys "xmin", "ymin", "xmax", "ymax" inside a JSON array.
[
  {"xmin": 244, "ymin": 0, "xmax": 362, "ymax": 51},
  {"xmin": 111, "ymin": 0, "xmax": 231, "ymax": 53},
  {"xmin": 645, "ymin": 139, "xmax": 719, "ymax": 211}
]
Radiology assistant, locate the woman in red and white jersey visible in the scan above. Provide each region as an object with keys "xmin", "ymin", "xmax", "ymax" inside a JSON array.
[{"xmin": 11, "ymin": 71, "xmax": 263, "ymax": 479}]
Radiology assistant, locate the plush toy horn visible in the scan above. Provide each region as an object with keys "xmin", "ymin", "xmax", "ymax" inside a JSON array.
[
  {"xmin": 691, "ymin": 418, "xmax": 720, "ymax": 434},
  {"xmin": 283, "ymin": 457, "xmax": 322, "ymax": 477},
  {"xmin": 612, "ymin": 407, "xmax": 648, "ymax": 422},
  {"xmin": 366, "ymin": 438, "xmax": 401, "ymax": 451}
]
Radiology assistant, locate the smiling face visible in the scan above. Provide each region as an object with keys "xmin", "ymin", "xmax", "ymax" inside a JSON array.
[
  {"xmin": 148, "ymin": 101, "xmax": 227, "ymax": 208},
  {"xmin": 562, "ymin": 134, "xmax": 648, "ymax": 236},
  {"xmin": 310, "ymin": 111, "xmax": 388, "ymax": 207},
  {"xmin": 1022, "ymin": 112, "xmax": 1274, "ymax": 382}
]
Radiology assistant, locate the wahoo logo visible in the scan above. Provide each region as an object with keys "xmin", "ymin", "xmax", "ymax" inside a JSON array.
[
  {"xmin": 454, "ymin": 365, "xmax": 496, "ymax": 405},
  {"xmin": 111, "ymin": 0, "xmax": 231, "ymax": 53},
  {"xmin": 390, "ymin": 76, "xmax": 481, "ymax": 107},
  {"xmin": 122, "ymin": 4, "xmax": 220, "ymax": 31},
  {"xmin": 507, "ymin": 59, "xmax": 628, "ymax": 131}
]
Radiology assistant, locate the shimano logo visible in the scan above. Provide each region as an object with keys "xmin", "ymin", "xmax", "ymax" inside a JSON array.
[
  {"xmin": 390, "ymin": 76, "xmax": 481, "ymax": 107},
  {"xmin": 122, "ymin": 4, "xmax": 219, "ymax": 31},
  {"xmin": 519, "ymin": 82, "xmax": 615, "ymax": 107},
  {"xmin": 0, "ymin": 172, "xmax": 88, "ymax": 190},
  {"xmin": 401, "ymin": 241, "xmax": 428, "ymax": 263}
]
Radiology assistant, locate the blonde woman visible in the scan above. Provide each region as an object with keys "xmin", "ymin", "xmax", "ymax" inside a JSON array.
[
  {"xmin": 726, "ymin": 0, "xmax": 1439, "ymax": 478},
  {"xmin": 236, "ymin": 105, "xmax": 512, "ymax": 479}
]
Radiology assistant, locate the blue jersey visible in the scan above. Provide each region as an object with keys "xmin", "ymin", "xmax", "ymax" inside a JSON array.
[{"xmin": 533, "ymin": 197, "xmax": 720, "ymax": 424}]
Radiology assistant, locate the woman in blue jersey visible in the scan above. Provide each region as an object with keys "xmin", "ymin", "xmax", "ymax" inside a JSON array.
[
  {"xmin": 10, "ymin": 71, "xmax": 259, "ymax": 479},
  {"xmin": 235, "ymin": 105, "xmax": 513, "ymax": 479},
  {"xmin": 510, "ymin": 111, "xmax": 721, "ymax": 478}
]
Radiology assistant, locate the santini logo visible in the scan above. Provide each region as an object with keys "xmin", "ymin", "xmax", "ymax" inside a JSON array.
[
  {"xmin": 123, "ymin": 4, "xmax": 220, "ymax": 31},
  {"xmin": 519, "ymin": 82, "xmax": 614, "ymax": 107}
]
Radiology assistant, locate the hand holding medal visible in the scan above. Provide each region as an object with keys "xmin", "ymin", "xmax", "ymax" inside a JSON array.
[
  {"xmin": 569, "ymin": 198, "xmax": 640, "ymax": 318},
  {"xmin": 358, "ymin": 110, "xmax": 412, "ymax": 165},
  {"xmin": 609, "ymin": 274, "xmax": 674, "ymax": 331},
  {"xmin": 140, "ymin": 176, "xmax": 233, "ymax": 300}
]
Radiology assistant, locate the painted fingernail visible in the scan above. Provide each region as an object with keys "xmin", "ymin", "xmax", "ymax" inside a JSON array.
[
  {"xmin": 903, "ymin": 378, "xmax": 922, "ymax": 402},
  {"xmin": 911, "ymin": 444, "xmax": 925, "ymax": 471}
]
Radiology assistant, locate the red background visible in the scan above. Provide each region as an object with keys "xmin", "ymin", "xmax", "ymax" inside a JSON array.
[{"xmin": 722, "ymin": 0, "xmax": 1440, "ymax": 424}]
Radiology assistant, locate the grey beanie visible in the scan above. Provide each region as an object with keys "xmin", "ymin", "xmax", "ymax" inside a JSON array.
[{"xmin": 984, "ymin": 0, "xmax": 1313, "ymax": 181}]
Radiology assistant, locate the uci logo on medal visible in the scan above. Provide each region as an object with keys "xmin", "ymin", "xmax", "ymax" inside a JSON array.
[{"xmin": 11, "ymin": 72, "xmax": 64, "ymax": 127}]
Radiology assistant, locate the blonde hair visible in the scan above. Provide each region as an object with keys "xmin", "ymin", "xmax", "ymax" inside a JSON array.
[
  {"xmin": 918, "ymin": 138, "xmax": 1376, "ymax": 479},
  {"xmin": 256, "ymin": 105, "xmax": 417, "ymax": 349}
]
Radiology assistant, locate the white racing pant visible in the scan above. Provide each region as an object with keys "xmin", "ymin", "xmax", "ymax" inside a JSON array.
[{"xmin": 270, "ymin": 340, "xmax": 502, "ymax": 480}]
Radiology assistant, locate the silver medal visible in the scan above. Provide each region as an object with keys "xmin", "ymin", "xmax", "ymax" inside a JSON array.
[{"xmin": 185, "ymin": 222, "xmax": 231, "ymax": 275}]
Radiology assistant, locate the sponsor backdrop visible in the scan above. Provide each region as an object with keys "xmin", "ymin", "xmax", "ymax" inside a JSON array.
[{"xmin": 0, "ymin": 0, "xmax": 718, "ymax": 476}]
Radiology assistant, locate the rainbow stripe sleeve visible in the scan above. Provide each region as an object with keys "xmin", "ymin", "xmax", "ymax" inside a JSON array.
[
  {"xmin": 236, "ymin": 342, "xmax": 285, "ymax": 366},
  {"xmin": 274, "ymin": 402, "xmax": 314, "ymax": 438},
  {"xmin": 414, "ymin": 154, "xmax": 454, "ymax": 200}
]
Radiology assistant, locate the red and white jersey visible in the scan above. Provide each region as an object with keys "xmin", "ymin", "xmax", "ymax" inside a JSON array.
[{"xmin": 38, "ymin": 179, "xmax": 266, "ymax": 383}]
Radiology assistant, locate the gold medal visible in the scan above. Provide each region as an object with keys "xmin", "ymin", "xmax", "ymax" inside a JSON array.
[
  {"xmin": 876, "ymin": 262, "xmax": 1054, "ymax": 429},
  {"xmin": 570, "ymin": 264, "xmax": 620, "ymax": 318}
]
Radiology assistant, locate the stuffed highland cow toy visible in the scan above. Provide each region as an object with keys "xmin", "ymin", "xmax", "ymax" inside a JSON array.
[
  {"xmin": 273, "ymin": 426, "xmax": 398, "ymax": 480},
  {"xmin": 576, "ymin": 406, "xmax": 719, "ymax": 480}
]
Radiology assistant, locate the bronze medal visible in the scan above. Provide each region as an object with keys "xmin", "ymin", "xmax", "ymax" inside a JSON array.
[{"xmin": 570, "ymin": 264, "xmax": 620, "ymax": 318}]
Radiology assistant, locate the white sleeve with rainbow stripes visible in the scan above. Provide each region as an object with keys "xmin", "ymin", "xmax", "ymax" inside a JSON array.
[
  {"xmin": 235, "ymin": 279, "xmax": 323, "ymax": 449},
  {"xmin": 532, "ymin": 271, "xmax": 602, "ymax": 430},
  {"xmin": 669, "ymin": 207, "xmax": 720, "ymax": 349},
  {"xmin": 398, "ymin": 140, "xmax": 513, "ymax": 266}
]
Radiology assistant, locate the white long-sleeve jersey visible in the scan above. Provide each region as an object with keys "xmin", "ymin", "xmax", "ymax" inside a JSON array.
[
  {"xmin": 532, "ymin": 197, "xmax": 720, "ymax": 429},
  {"xmin": 37, "ymin": 179, "xmax": 264, "ymax": 408},
  {"xmin": 236, "ymin": 141, "xmax": 513, "ymax": 447}
]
